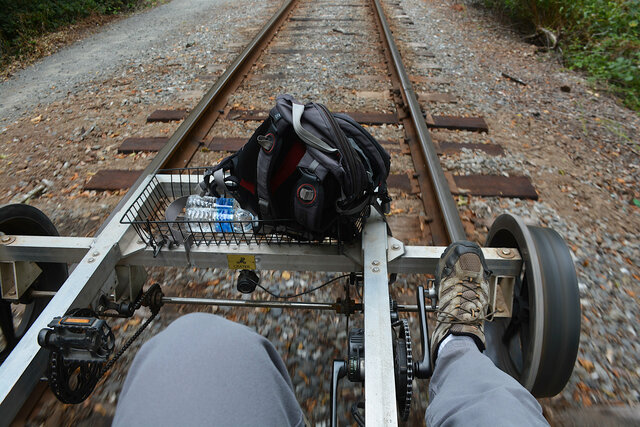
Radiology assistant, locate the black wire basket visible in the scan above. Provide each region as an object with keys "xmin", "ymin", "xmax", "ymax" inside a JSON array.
[{"xmin": 120, "ymin": 168, "xmax": 368, "ymax": 253}]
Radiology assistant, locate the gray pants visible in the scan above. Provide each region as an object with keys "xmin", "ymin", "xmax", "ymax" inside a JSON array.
[
  {"xmin": 113, "ymin": 313, "xmax": 547, "ymax": 426},
  {"xmin": 427, "ymin": 336, "xmax": 548, "ymax": 426}
]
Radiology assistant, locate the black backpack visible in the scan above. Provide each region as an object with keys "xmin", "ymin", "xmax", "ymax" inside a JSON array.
[{"xmin": 200, "ymin": 94, "xmax": 391, "ymax": 242}]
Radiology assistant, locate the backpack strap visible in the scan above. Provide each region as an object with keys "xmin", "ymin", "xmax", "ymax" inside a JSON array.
[
  {"xmin": 200, "ymin": 156, "xmax": 237, "ymax": 197},
  {"xmin": 291, "ymin": 103, "xmax": 338, "ymax": 154},
  {"xmin": 256, "ymin": 131, "xmax": 278, "ymax": 219}
]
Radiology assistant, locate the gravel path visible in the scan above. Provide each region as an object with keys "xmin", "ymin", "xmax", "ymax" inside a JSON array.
[{"xmin": 0, "ymin": 0, "xmax": 266, "ymax": 127}]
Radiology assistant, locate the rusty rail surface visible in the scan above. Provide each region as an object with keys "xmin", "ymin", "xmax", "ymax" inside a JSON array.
[{"xmin": 371, "ymin": 0, "xmax": 465, "ymax": 244}]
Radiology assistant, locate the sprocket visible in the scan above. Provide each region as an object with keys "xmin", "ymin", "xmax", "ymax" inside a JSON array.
[{"xmin": 393, "ymin": 318, "xmax": 413, "ymax": 421}]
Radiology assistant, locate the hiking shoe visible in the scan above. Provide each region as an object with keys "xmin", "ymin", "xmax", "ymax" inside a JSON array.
[{"xmin": 431, "ymin": 241, "xmax": 490, "ymax": 365}]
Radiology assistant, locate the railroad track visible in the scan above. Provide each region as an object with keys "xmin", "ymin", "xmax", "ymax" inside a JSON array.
[
  {"xmin": 85, "ymin": 0, "xmax": 537, "ymax": 246},
  {"xmin": 1, "ymin": 0, "xmax": 559, "ymax": 425}
]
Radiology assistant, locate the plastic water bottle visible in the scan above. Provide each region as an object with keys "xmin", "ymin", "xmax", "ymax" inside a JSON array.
[
  {"xmin": 185, "ymin": 195, "xmax": 235, "ymax": 209},
  {"xmin": 184, "ymin": 195, "xmax": 256, "ymax": 233}
]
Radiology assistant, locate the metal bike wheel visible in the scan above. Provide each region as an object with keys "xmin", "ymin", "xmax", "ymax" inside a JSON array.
[
  {"xmin": 0, "ymin": 204, "xmax": 68, "ymax": 363},
  {"xmin": 484, "ymin": 213, "xmax": 580, "ymax": 397}
]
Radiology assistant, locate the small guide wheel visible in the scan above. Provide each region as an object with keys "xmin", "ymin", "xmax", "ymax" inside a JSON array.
[
  {"xmin": 484, "ymin": 213, "xmax": 581, "ymax": 397},
  {"xmin": 0, "ymin": 204, "xmax": 68, "ymax": 363}
]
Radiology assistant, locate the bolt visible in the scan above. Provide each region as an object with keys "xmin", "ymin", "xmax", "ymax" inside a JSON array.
[
  {"xmin": 372, "ymin": 260, "xmax": 380, "ymax": 266},
  {"xmin": 392, "ymin": 243, "xmax": 400, "ymax": 250},
  {"xmin": 1, "ymin": 236, "xmax": 11, "ymax": 243},
  {"xmin": 92, "ymin": 251, "xmax": 100, "ymax": 257},
  {"xmin": 372, "ymin": 267, "xmax": 380, "ymax": 273},
  {"xmin": 497, "ymin": 248, "xmax": 515, "ymax": 259},
  {"xmin": 88, "ymin": 257, "xmax": 95, "ymax": 263}
]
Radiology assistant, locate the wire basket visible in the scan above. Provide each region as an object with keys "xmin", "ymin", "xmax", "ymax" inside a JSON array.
[{"xmin": 121, "ymin": 168, "xmax": 366, "ymax": 253}]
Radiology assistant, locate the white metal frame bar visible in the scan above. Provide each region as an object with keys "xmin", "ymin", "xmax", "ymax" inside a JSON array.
[{"xmin": 362, "ymin": 210, "xmax": 398, "ymax": 425}]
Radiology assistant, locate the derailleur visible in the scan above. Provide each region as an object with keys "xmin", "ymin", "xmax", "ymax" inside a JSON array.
[{"xmin": 38, "ymin": 284, "xmax": 164, "ymax": 404}]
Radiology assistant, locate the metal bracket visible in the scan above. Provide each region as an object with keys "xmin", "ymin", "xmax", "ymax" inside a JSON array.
[
  {"xmin": 488, "ymin": 275, "xmax": 515, "ymax": 319},
  {"xmin": 387, "ymin": 237, "xmax": 404, "ymax": 263},
  {"xmin": 114, "ymin": 265, "xmax": 148, "ymax": 302},
  {"xmin": 0, "ymin": 261, "xmax": 42, "ymax": 301}
]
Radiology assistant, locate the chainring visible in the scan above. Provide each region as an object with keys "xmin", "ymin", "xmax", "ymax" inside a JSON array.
[{"xmin": 393, "ymin": 318, "xmax": 413, "ymax": 421}]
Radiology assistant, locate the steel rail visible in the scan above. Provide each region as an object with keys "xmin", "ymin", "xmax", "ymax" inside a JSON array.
[
  {"xmin": 99, "ymin": 0, "xmax": 298, "ymax": 232},
  {"xmin": 371, "ymin": 0, "xmax": 466, "ymax": 244}
]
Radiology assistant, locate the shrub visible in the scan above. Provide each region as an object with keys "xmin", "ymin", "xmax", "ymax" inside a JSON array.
[{"xmin": 483, "ymin": 0, "xmax": 640, "ymax": 110}]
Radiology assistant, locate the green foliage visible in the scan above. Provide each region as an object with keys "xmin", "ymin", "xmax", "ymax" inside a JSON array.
[
  {"xmin": 0, "ymin": 0, "xmax": 145, "ymax": 65},
  {"xmin": 484, "ymin": 0, "xmax": 640, "ymax": 110}
]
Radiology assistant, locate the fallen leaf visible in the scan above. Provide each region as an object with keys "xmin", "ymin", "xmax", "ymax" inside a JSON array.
[
  {"xmin": 578, "ymin": 358, "xmax": 595, "ymax": 373},
  {"xmin": 572, "ymin": 390, "xmax": 581, "ymax": 402},
  {"xmin": 576, "ymin": 382, "xmax": 589, "ymax": 392},
  {"xmin": 94, "ymin": 403, "xmax": 107, "ymax": 416},
  {"xmin": 30, "ymin": 115, "xmax": 42, "ymax": 124},
  {"xmin": 298, "ymin": 370, "xmax": 310, "ymax": 385}
]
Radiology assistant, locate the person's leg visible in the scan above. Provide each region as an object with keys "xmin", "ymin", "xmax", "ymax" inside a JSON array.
[
  {"xmin": 113, "ymin": 312, "xmax": 304, "ymax": 427},
  {"xmin": 425, "ymin": 241, "xmax": 548, "ymax": 426},
  {"xmin": 426, "ymin": 335, "xmax": 547, "ymax": 426}
]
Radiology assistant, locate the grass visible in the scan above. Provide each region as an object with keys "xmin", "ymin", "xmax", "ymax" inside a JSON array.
[
  {"xmin": 0, "ymin": 0, "xmax": 161, "ymax": 76},
  {"xmin": 482, "ymin": 0, "xmax": 640, "ymax": 111}
]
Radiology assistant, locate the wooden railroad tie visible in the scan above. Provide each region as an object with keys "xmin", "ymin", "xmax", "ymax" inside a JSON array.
[
  {"xmin": 118, "ymin": 137, "xmax": 169, "ymax": 153},
  {"xmin": 117, "ymin": 137, "xmax": 503, "ymax": 157},
  {"xmin": 146, "ymin": 109, "xmax": 189, "ymax": 123},
  {"xmin": 85, "ymin": 169, "xmax": 537, "ymax": 200},
  {"xmin": 225, "ymin": 108, "xmax": 489, "ymax": 132}
]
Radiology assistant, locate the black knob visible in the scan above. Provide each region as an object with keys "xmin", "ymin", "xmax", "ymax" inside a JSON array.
[{"xmin": 237, "ymin": 270, "xmax": 259, "ymax": 294}]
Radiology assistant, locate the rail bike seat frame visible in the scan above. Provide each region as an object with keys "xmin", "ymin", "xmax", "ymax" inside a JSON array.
[{"xmin": 0, "ymin": 170, "xmax": 577, "ymax": 426}]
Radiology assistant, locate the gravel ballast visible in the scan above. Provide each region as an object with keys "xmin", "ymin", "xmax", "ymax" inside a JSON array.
[{"xmin": 0, "ymin": 0, "xmax": 638, "ymax": 425}]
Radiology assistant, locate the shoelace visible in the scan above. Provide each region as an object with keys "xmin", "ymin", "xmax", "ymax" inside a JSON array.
[{"xmin": 434, "ymin": 278, "xmax": 494, "ymax": 325}]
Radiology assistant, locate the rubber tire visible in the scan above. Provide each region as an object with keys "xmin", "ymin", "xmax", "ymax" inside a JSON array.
[
  {"xmin": 0, "ymin": 204, "xmax": 68, "ymax": 363},
  {"xmin": 484, "ymin": 213, "xmax": 580, "ymax": 397}
]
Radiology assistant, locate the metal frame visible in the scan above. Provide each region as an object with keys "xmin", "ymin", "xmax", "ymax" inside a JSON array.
[{"xmin": 0, "ymin": 174, "xmax": 523, "ymax": 424}]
